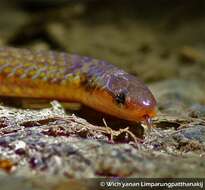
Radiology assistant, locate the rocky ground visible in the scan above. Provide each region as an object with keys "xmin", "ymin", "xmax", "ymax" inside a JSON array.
[{"xmin": 0, "ymin": 1, "xmax": 205, "ymax": 189}]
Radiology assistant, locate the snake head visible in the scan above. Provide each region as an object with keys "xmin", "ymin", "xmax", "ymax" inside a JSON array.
[{"xmin": 106, "ymin": 71, "xmax": 157, "ymax": 123}]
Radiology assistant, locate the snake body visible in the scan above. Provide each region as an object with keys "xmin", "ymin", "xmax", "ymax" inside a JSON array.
[{"xmin": 0, "ymin": 47, "xmax": 156, "ymax": 123}]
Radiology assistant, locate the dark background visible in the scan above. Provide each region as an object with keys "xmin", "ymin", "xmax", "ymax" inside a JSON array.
[{"xmin": 0, "ymin": 0, "xmax": 205, "ymax": 84}]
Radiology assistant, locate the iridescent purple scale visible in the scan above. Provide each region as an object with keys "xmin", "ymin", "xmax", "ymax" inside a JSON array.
[
  {"xmin": 82, "ymin": 56, "xmax": 92, "ymax": 63},
  {"xmin": 70, "ymin": 55, "xmax": 83, "ymax": 71}
]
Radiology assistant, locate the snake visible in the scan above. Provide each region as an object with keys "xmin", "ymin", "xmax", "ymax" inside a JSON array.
[{"xmin": 0, "ymin": 47, "xmax": 157, "ymax": 126}]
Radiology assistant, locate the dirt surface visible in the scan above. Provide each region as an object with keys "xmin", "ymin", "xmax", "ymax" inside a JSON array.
[{"xmin": 0, "ymin": 0, "xmax": 205, "ymax": 189}]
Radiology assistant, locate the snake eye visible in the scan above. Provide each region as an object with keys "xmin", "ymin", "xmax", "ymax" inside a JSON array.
[{"xmin": 115, "ymin": 92, "xmax": 126, "ymax": 105}]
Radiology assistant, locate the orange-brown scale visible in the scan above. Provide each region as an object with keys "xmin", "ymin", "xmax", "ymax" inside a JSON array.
[{"xmin": 0, "ymin": 47, "xmax": 157, "ymax": 124}]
